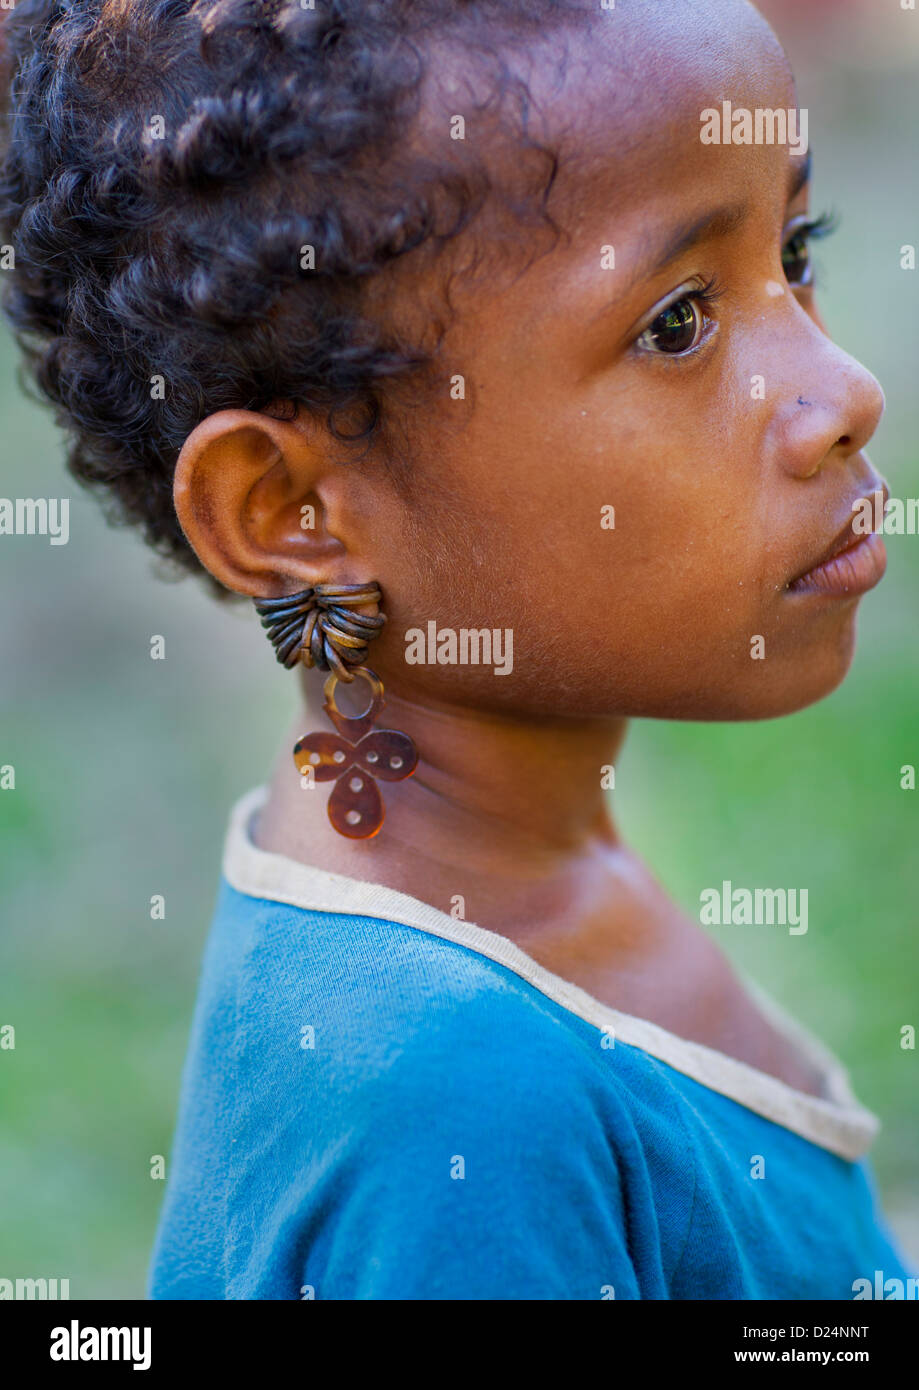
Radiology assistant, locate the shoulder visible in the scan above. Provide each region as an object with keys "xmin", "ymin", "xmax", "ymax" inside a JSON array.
[
  {"xmin": 218, "ymin": 879, "xmax": 690, "ymax": 1145},
  {"xmin": 279, "ymin": 909, "xmax": 640, "ymax": 1299},
  {"xmin": 209, "ymin": 885, "xmax": 690, "ymax": 1297},
  {"xmin": 218, "ymin": 880, "xmax": 639, "ymax": 1153}
]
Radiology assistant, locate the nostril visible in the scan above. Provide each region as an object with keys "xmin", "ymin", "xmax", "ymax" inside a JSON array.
[{"xmin": 838, "ymin": 435, "xmax": 851, "ymax": 446}]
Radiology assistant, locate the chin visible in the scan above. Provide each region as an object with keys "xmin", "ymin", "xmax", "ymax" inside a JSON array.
[
  {"xmin": 731, "ymin": 613, "xmax": 861, "ymax": 721},
  {"xmin": 642, "ymin": 610, "xmax": 862, "ymax": 722}
]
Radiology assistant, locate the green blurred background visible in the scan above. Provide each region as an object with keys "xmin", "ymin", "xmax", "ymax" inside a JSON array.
[{"xmin": 1, "ymin": 0, "xmax": 917, "ymax": 1296}]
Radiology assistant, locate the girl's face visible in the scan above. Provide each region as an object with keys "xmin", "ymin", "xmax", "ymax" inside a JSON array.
[{"xmin": 378, "ymin": 0, "xmax": 887, "ymax": 723}]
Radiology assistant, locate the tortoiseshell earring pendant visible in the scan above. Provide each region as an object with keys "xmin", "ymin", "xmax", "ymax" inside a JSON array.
[
  {"xmin": 293, "ymin": 667, "xmax": 417, "ymax": 838},
  {"xmin": 254, "ymin": 583, "xmax": 417, "ymax": 839}
]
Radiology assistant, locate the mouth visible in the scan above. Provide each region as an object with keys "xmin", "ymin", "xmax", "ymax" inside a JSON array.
[{"xmin": 786, "ymin": 486, "xmax": 889, "ymax": 598}]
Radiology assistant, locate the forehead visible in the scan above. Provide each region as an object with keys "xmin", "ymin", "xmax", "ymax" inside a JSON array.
[
  {"xmin": 547, "ymin": 0, "xmax": 798, "ymax": 205},
  {"xmin": 559, "ymin": 0, "xmax": 793, "ymax": 112}
]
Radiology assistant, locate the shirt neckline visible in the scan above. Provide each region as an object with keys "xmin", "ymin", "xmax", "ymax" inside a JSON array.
[{"xmin": 223, "ymin": 785, "xmax": 879, "ymax": 1162}]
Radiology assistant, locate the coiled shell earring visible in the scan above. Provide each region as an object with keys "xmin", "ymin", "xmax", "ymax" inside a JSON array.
[{"xmin": 254, "ymin": 582, "xmax": 418, "ymax": 839}]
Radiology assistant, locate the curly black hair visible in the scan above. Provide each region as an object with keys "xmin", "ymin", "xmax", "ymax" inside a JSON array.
[{"xmin": 0, "ymin": 0, "xmax": 589, "ymax": 595}]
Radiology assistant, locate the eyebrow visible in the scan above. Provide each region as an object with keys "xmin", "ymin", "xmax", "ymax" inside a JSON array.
[
  {"xmin": 624, "ymin": 150, "xmax": 814, "ymax": 295},
  {"xmin": 789, "ymin": 149, "xmax": 813, "ymax": 203}
]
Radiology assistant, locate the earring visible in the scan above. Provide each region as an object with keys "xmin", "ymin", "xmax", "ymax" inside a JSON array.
[{"xmin": 254, "ymin": 582, "xmax": 418, "ymax": 839}]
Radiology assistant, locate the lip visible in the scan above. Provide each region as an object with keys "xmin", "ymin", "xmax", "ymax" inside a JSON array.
[{"xmin": 786, "ymin": 486, "xmax": 889, "ymax": 598}]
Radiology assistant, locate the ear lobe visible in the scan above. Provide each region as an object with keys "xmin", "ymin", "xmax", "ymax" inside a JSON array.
[{"xmin": 173, "ymin": 408, "xmax": 346, "ymax": 596}]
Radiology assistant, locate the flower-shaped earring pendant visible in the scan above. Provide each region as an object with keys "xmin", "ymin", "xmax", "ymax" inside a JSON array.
[{"xmin": 293, "ymin": 668, "xmax": 418, "ymax": 839}]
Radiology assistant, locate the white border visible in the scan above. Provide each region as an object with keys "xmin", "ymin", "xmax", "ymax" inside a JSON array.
[{"xmin": 223, "ymin": 786, "xmax": 880, "ymax": 1162}]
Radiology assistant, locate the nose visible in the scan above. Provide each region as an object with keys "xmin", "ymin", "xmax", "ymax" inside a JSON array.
[{"xmin": 773, "ymin": 330, "xmax": 885, "ymax": 481}]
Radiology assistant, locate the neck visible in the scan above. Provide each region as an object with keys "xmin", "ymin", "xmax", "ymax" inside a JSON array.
[{"xmin": 255, "ymin": 677, "xmax": 629, "ymax": 929}]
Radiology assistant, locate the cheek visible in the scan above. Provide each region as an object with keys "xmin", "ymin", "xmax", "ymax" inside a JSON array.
[
  {"xmin": 389, "ymin": 367, "xmax": 858, "ymax": 721},
  {"xmin": 498, "ymin": 393, "xmax": 765, "ymax": 621},
  {"xmin": 395, "ymin": 405, "xmax": 773, "ymax": 713}
]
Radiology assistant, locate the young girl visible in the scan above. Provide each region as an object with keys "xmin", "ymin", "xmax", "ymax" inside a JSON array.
[{"xmin": 1, "ymin": 0, "xmax": 911, "ymax": 1299}]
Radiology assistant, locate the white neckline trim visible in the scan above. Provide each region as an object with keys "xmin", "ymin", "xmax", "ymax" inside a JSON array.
[{"xmin": 223, "ymin": 786, "xmax": 879, "ymax": 1162}]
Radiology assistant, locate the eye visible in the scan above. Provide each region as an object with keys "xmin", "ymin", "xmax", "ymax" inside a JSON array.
[
  {"xmin": 637, "ymin": 297, "xmax": 704, "ymax": 355},
  {"xmin": 635, "ymin": 277, "xmax": 722, "ymax": 358},
  {"xmin": 782, "ymin": 230, "xmax": 813, "ymax": 287},
  {"xmin": 782, "ymin": 211, "xmax": 838, "ymax": 289}
]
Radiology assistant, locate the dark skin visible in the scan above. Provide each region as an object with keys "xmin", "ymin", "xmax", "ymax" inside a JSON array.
[{"xmin": 173, "ymin": 0, "xmax": 887, "ymax": 1098}]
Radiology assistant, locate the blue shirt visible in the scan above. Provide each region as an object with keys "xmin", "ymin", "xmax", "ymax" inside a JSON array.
[{"xmin": 148, "ymin": 790, "xmax": 913, "ymax": 1300}]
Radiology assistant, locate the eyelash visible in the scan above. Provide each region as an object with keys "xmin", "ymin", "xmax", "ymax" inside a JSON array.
[
  {"xmin": 689, "ymin": 273, "xmax": 726, "ymax": 313},
  {"xmin": 636, "ymin": 210, "xmax": 839, "ymax": 359},
  {"xmin": 795, "ymin": 209, "xmax": 838, "ymax": 241}
]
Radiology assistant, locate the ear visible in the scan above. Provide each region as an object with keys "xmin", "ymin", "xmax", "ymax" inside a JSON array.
[{"xmin": 173, "ymin": 406, "xmax": 377, "ymax": 597}]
